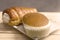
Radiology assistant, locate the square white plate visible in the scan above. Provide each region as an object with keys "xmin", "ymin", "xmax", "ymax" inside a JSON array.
[{"xmin": 12, "ymin": 12, "xmax": 60, "ymax": 40}]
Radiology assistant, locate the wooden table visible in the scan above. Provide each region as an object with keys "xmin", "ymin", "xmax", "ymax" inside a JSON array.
[{"xmin": 0, "ymin": 12, "xmax": 60, "ymax": 40}]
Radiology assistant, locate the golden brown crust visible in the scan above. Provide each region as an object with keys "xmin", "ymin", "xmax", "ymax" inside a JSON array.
[
  {"xmin": 3, "ymin": 7, "xmax": 37, "ymax": 26},
  {"xmin": 3, "ymin": 8, "xmax": 20, "ymax": 26},
  {"xmin": 23, "ymin": 13, "xmax": 49, "ymax": 27},
  {"xmin": 12, "ymin": 7, "xmax": 37, "ymax": 17}
]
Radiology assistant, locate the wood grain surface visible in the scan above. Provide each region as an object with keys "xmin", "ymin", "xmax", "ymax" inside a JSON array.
[{"xmin": 0, "ymin": 12, "xmax": 60, "ymax": 40}]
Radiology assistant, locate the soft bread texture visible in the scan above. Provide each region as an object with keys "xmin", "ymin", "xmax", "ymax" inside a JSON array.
[
  {"xmin": 23, "ymin": 13, "xmax": 49, "ymax": 27},
  {"xmin": 23, "ymin": 13, "xmax": 50, "ymax": 38},
  {"xmin": 3, "ymin": 7, "xmax": 37, "ymax": 26}
]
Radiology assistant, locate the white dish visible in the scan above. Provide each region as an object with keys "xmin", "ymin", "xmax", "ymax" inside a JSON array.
[{"xmin": 13, "ymin": 20, "xmax": 58, "ymax": 39}]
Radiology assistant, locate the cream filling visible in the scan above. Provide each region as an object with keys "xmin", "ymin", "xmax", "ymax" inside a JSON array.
[
  {"xmin": 2, "ymin": 13, "xmax": 10, "ymax": 23},
  {"xmin": 23, "ymin": 21, "xmax": 51, "ymax": 31}
]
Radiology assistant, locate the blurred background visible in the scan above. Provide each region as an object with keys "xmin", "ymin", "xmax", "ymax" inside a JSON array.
[{"xmin": 0, "ymin": 0, "xmax": 59, "ymax": 12}]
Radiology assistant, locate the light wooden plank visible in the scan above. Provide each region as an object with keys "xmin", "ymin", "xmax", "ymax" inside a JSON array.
[
  {"xmin": 0, "ymin": 34, "xmax": 29, "ymax": 40},
  {"xmin": 0, "ymin": 12, "xmax": 60, "ymax": 40},
  {"xmin": 42, "ymin": 35, "xmax": 60, "ymax": 40}
]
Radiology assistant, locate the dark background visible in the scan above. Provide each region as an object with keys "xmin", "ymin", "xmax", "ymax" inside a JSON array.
[{"xmin": 0, "ymin": 0, "xmax": 59, "ymax": 12}]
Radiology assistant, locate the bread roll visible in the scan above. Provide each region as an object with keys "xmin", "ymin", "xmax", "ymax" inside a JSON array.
[
  {"xmin": 22, "ymin": 13, "xmax": 51, "ymax": 38},
  {"xmin": 2, "ymin": 7, "xmax": 37, "ymax": 26},
  {"xmin": 23, "ymin": 13, "xmax": 49, "ymax": 27}
]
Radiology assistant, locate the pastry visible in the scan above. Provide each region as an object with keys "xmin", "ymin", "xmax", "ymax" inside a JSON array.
[
  {"xmin": 23, "ymin": 13, "xmax": 49, "ymax": 27},
  {"xmin": 22, "ymin": 13, "xmax": 51, "ymax": 38},
  {"xmin": 2, "ymin": 7, "xmax": 37, "ymax": 26}
]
